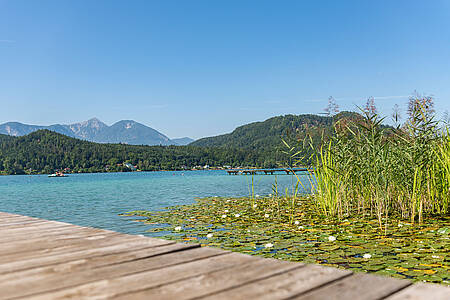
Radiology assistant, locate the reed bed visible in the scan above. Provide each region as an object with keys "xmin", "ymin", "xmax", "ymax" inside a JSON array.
[{"xmin": 300, "ymin": 104, "xmax": 450, "ymax": 229}]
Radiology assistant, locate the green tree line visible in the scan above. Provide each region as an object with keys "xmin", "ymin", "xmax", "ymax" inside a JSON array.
[{"xmin": 0, "ymin": 130, "xmax": 282, "ymax": 174}]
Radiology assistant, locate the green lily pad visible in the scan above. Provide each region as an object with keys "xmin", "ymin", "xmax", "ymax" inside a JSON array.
[{"xmin": 124, "ymin": 196, "xmax": 450, "ymax": 286}]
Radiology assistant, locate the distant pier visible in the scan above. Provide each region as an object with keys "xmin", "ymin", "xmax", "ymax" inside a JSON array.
[{"xmin": 227, "ymin": 168, "xmax": 312, "ymax": 175}]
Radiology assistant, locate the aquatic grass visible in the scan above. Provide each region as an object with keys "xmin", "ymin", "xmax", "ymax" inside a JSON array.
[
  {"xmin": 310, "ymin": 142, "xmax": 346, "ymax": 219},
  {"xmin": 299, "ymin": 103, "xmax": 450, "ymax": 227},
  {"xmin": 246, "ymin": 173, "xmax": 265, "ymax": 209},
  {"xmin": 271, "ymin": 175, "xmax": 281, "ymax": 219},
  {"xmin": 433, "ymin": 132, "xmax": 450, "ymax": 214}
]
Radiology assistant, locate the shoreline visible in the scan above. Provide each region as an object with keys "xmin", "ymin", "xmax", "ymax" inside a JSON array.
[{"xmin": 0, "ymin": 168, "xmax": 231, "ymax": 176}]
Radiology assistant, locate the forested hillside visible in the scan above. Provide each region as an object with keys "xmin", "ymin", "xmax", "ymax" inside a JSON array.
[
  {"xmin": 0, "ymin": 130, "xmax": 277, "ymax": 174},
  {"xmin": 0, "ymin": 134, "xmax": 14, "ymax": 143},
  {"xmin": 191, "ymin": 112, "xmax": 359, "ymax": 149}
]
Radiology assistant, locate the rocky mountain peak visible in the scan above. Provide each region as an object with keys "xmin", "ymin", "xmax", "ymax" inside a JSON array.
[{"xmin": 0, "ymin": 119, "xmax": 192, "ymax": 146}]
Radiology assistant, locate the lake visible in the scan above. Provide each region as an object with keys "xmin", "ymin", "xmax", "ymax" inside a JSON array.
[{"xmin": 0, "ymin": 171, "xmax": 310, "ymax": 236}]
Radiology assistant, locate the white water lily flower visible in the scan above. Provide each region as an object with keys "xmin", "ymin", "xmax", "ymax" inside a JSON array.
[
  {"xmin": 298, "ymin": 226, "xmax": 304, "ymax": 230},
  {"xmin": 328, "ymin": 236, "xmax": 336, "ymax": 242},
  {"xmin": 398, "ymin": 223, "xmax": 403, "ymax": 227},
  {"xmin": 206, "ymin": 233, "xmax": 213, "ymax": 238},
  {"xmin": 253, "ymin": 204, "xmax": 257, "ymax": 208},
  {"xmin": 234, "ymin": 213, "xmax": 240, "ymax": 217},
  {"xmin": 255, "ymin": 194, "xmax": 260, "ymax": 198},
  {"xmin": 294, "ymin": 220, "xmax": 300, "ymax": 225},
  {"xmin": 432, "ymin": 255, "xmax": 440, "ymax": 259},
  {"xmin": 174, "ymin": 226, "xmax": 182, "ymax": 231},
  {"xmin": 224, "ymin": 209, "xmax": 229, "ymax": 213},
  {"xmin": 269, "ymin": 193, "xmax": 272, "ymax": 197},
  {"xmin": 363, "ymin": 253, "xmax": 372, "ymax": 259},
  {"xmin": 221, "ymin": 214, "xmax": 227, "ymax": 218},
  {"xmin": 264, "ymin": 214, "xmax": 270, "ymax": 218},
  {"xmin": 264, "ymin": 243, "xmax": 273, "ymax": 248}
]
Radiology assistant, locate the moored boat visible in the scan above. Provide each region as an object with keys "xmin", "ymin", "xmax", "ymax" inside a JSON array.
[{"xmin": 48, "ymin": 172, "xmax": 68, "ymax": 177}]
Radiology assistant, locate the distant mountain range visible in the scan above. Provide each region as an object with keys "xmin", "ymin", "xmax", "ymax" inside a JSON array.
[
  {"xmin": 1, "ymin": 112, "xmax": 364, "ymax": 150},
  {"xmin": 0, "ymin": 112, "xmax": 368, "ymax": 175},
  {"xmin": 0, "ymin": 118, "xmax": 194, "ymax": 146}
]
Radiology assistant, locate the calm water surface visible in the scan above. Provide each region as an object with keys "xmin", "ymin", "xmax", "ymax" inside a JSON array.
[{"xmin": 0, "ymin": 171, "xmax": 310, "ymax": 236}]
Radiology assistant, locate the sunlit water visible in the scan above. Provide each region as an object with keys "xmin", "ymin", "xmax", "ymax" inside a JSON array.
[{"xmin": 0, "ymin": 170, "xmax": 311, "ymax": 236}]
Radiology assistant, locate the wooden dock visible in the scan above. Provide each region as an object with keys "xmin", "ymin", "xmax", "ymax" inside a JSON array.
[
  {"xmin": 227, "ymin": 168, "xmax": 311, "ymax": 175},
  {"xmin": 0, "ymin": 212, "xmax": 448, "ymax": 300}
]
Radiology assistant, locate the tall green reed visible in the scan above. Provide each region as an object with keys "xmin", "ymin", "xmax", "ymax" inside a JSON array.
[{"xmin": 295, "ymin": 103, "xmax": 449, "ymax": 228}]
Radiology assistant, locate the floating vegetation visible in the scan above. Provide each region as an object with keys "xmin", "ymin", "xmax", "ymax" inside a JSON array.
[{"xmin": 124, "ymin": 196, "xmax": 450, "ymax": 285}]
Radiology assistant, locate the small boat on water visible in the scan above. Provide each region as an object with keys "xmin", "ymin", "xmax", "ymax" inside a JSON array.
[{"xmin": 48, "ymin": 172, "xmax": 68, "ymax": 177}]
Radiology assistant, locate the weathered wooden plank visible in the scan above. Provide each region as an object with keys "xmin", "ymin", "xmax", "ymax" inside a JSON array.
[
  {"xmin": 291, "ymin": 272, "xmax": 412, "ymax": 300},
  {"xmin": 0, "ymin": 242, "xmax": 189, "ymax": 284},
  {"xmin": 0, "ymin": 215, "xmax": 78, "ymax": 230},
  {"xmin": 0, "ymin": 217, "xmax": 60, "ymax": 226},
  {"xmin": 0, "ymin": 219, "xmax": 51, "ymax": 228},
  {"xmin": 385, "ymin": 283, "xmax": 450, "ymax": 300},
  {"xmin": 20, "ymin": 251, "xmax": 253, "ymax": 300},
  {"xmin": 0, "ymin": 229, "xmax": 119, "ymax": 255},
  {"xmin": 0, "ymin": 217, "xmax": 119, "ymax": 242},
  {"xmin": 0, "ymin": 218, "xmax": 115, "ymax": 242},
  {"xmin": 0, "ymin": 243, "xmax": 199, "ymax": 299},
  {"xmin": 0, "ymin": 219, "xmax": 109, "ymax": 234},
  {"xmin": 0, "ymin": 212, "xmax": 37, "ymax": 218},
  {"xmin": 0, "ymin": 214, "xmax": 33, "ymax": 220},
  {"xmin": 0, "ymin": 237, "xmax": 173, "ymax": 274},
  {"xmin": 0, "ymin": 212, "xmax": 23, "ymax": 217},
  {"xmin": 0, "ymin": 222, "xmax": 74, "ymax": 235},
  {"xmin": 0, "ymin": 227, "xmax": 78, "ymax": 243},
  {"xmin": 0, "ymin": 214, "xmax": 24, "ymax": 219},
  {"xmin": 197, "ymin": 264, "xmax": 352, "ymax": 300},
  {"xmin": 0, "ymin": 216, "xmax": 40, "ymax": 223},
  {"xmin": 0, "ymin": 233, "xmax": 152, "ymax": 266},
  {"xmin": 0, "ymin": 216, "xmax": 63, "ymax": 226},
  {"xmin": 115, "ymin": 256, "xmax": 304, "ymax": 300},
  {"xmin": 0, "ymin": 225, "xmax": 115, "ymax": 243},
  {"xmin": 0, "ymin": 220, "xmax": 42, "ymax": 227},
  {"xmin": 14, "ymin": 248, "xmax": 230, "ymax": 299},
  {"xmin": 0, "ymin": 213, "xmax": 45, "ymax": 222}
]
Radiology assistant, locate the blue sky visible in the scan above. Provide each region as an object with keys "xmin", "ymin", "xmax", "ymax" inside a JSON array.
[{"xmin": 1, "ymin": 0, "xmax": 449, "ymax": 139}]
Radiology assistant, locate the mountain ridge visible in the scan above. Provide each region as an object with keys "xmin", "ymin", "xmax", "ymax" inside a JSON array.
[
  {"xmin": 190, "ymin": 113, "xmax": 349, "ymax": 148},
  {"xmin": 0, "ymin": 118, "xmax": 193, "ymax": 146}
]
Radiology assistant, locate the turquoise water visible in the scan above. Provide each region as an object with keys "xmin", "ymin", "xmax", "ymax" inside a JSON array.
[{"xmin": 0, "ymin": 171, "xmax": 310, "ymax": 236}]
